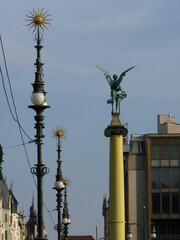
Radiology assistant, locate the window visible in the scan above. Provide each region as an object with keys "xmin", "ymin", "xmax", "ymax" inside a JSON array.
[
  {"xmin": 151, "ymin": 138, "xmax": 160, "ymax": 145},
  {"xmin": 162, "ymin": 194, "xmax": 170, "ymax": 213},
  {"xmin": 152, "ymin": 168, "xmax": 160, "ymax": 189},
  {"xmin": 152, "ymin": 194, "xmax": 160, "ymax": 213},
  {"xmin": 153, "ymin": 220, "xmax": 180, "ymax": 239},
  {"xmin": 151, "ymin": 146, "xmax": 160, "ymax": 160},
  {"xmin": 161, "ymin": 145, "xmax": 170, "ymax": 160},
  {"xmin": 150, "ymin": 137, "xmax": 180, "ymax": 217},
  {"xmin": 162, "ymin": 168, "xmax": 170, "ymax": 188},
  {"xmin": 151, "ymin": 146, "xmax": 160, "ymax": 166},
  {"xmin": 171, "ymin": 145, "xmax": 179, "ymax": 160},
  {"xmin": 171, "ymin": 168, "xmax": 179, "ymax": 188},
  {"xmin": 172, "ymin": 193, "xmax": 179, "ymax": 213},
  {"xmin": 5, "ymin": 231, "xmax": 7, "ymax": 240},
  {"xmin": 5, "ymin": 214, "xmax": 7, "ymax": 222}
]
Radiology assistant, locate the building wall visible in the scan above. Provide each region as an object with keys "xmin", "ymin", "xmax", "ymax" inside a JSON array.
[
  {"xmin": 0, "ymin": 184, "xmax": 25, "ymax": 240},
  {"xmin": 147, "ymin": 135, "xmax": 180, "ymax": 239},
  {"xmin": 127, "ymin": 136, "xmax": 149, "ymax": 240},
  {"xmin": 157, "ymin": 114, "xmax": 180, "ymax": 134},
  {"xmin": 126, "ymin": 115, "xmax": 180, "ymax": 240}
]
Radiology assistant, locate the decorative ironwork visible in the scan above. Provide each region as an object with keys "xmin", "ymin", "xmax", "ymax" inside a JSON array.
[{"xmin": 31, "ymin": 166, "xmax": 49, "ymax": 176}]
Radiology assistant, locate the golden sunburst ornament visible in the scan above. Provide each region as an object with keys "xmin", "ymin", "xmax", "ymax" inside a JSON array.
[
  {"xmin": 63, "ymin": 178, "xmax": 71, "ymax": 187},
  {"xmin": 52, "ymin": 126, "xmax": 67, "ymax": 141},
  {"xmin": 26, "ymin": 8, "xmax": 51, "ymax": 32}
]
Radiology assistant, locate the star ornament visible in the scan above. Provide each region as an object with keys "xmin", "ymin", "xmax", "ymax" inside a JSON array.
[
  {"xmin": 26, "ymin": 8, "xmax": 51, "ymax": 32},
  {"xmin": 63, "ymin": 178, "xmax": 71, "ymax": 187},
  {"xmin": 52, "ymin": 126, "xmax": 67, "ymax": 141}
]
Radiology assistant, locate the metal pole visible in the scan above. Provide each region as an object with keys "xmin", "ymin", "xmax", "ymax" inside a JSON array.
[
  {"xmin": 143, "ymin": 206, "xmax": 146, "ymax": 240},
  {"xmin": 57, "ymin": 190, "xmax": 63, "ymax": 240},
  {"xmin": 53, "ymin": 132, "xmax": 65, "ymax": 240},
  {"xmin": 57, "ymin": 138, "xmax": 63, "ymax": 240},
  {"xmin": 29, "ymin": 25, "xmax": 50, "ymax": 240},
  {"xmin": 96, "ymin": 225, "xmax": 98, "ymax": 240},
  {"xmin": 62, "ymin": 179, "xmax": 71, "ymax": 240}
]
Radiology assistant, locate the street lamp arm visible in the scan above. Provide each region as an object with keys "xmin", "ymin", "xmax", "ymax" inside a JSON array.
[
  {"xmin": 145, "ymin": 222, "xmax": 154, "ymax": 233},
  {"xmin": 128, "ymin": 222, "xmax": 156, "ymax": 240},
  {"xmin": 128, "ymin": 222, "xmax": 144, "ymax": 234}
]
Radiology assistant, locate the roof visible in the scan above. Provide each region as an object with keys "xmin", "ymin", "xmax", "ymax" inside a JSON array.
[
  {"xmin": 9, "ymin": 190, "xmax": 19, "ymax": 213},
  {"xmin": 0, "ymin": 180, "xmax": 10, "ymax": 208},
  {"xmin": 63, "ymin": 236, "xmax": 95, "ymax": 240}
]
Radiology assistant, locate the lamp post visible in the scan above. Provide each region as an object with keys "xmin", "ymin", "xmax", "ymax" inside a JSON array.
[
  {"xmin": 53, "ymin": 127, "xmax": 67, "ymax": 240},
  {"xmin": 27, "ymin": 8, "xmax": 50, "ymax": 240},
  {"xmin": 127, "ymin": 206, "xmax": 156, "ymax": 240},
  {"xmin": 62, "ymin": 179, "xmax": 71, "ymax": 240}
]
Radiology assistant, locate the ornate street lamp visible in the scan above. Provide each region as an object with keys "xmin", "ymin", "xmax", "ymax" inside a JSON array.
[
  {"xmin": 27, "ymin": 8, "xmax": 51, "ymax": 240},
  {"xmin": 127, "ymin": 206, "xmax": 156, "ymax": 240},
  {"xmin": 52, "ymin": 127, "xmax": 67, "ymax": 240},
  {"xmin": 62, "ymin": 179, "xmax": 71, "ymax": 240}
]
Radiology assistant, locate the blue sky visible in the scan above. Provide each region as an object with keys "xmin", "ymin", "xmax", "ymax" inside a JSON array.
[{"xmin": 1, "ymin": 0, "xmax": 180, "ymax": 239}]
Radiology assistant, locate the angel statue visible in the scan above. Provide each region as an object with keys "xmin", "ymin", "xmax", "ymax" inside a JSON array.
[{"xmin": 96, "ymin": 65, "xmax": 134, "ymax": 114}]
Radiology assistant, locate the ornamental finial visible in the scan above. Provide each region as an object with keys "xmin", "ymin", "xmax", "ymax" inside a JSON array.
[
  {"xmin": 52, "ymin": 126, "xmax": 67, "ymax": 142},
  {"xmin": 26, "ymin": 8, "xmax": 51, "ymax": 32}
]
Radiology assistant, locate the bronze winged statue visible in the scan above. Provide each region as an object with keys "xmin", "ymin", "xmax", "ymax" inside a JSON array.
[
  {"xmin": 0, "ymin": 144, "xmax": 3, "ymax": 166},
  {"xmin": 96, "ymin": 65, "xmax": 135, "ymax": 114}
]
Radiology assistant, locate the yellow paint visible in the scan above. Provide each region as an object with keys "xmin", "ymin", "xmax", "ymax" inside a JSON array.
[{"xmin": 109, "ymin": 132, "xmax": 125, "ymax": 240}]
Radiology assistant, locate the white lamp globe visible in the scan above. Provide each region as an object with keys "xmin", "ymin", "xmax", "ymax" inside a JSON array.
[
  {"xmin": 43, "ymin": 101, "xmax": 48, "ymax": 106},
  {"xmin": 31, "ymin": 92, "xmax": 45, "ymax": 106},
  {"xmin": 151, "ymin": 232, "xmax": 156, "ymax": 239},
  {"xmin": 54, "ymin": 180, "xmax": 65, "ymax": 190},
  {"xmin": 62, "ymin": 218, "xmax": 68, "ymax": 224},
  {"xmin": 127, "ymin": 231, "xmax": 132, "ymax": 239}
]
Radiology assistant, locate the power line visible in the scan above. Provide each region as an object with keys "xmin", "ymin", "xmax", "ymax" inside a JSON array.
[
  {"xmin": 3, "ymin": 140, "xmax": 35, "ymax": 150},
  {"xmin": 0, "ymin": 35, "xmax": 36, "ymax": 184},
  {"xmin": 0, "ymin": 35, "xmax": 32, "ymax": 141},
  {"xmin": 0, "ymin": 66, "xmax": 17, "ymax": 122}
]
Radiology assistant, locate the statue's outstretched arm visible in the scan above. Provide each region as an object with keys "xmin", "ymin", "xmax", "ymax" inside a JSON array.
[{"xmin": 116, "ymin": 66, "xmax": 135, "ymax": 87}]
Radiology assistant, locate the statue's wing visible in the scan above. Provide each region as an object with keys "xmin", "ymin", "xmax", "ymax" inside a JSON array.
[
  {"xmin": 0, "ymin": 145, "xmax": 3, "ymax": 164},
  {"xmin": 95, "ymin": 65, "xmax": 110, "ymax": 77},
  {"xmin": 116, "ymin": 66, "xmax": 135, "ymax": 87}
]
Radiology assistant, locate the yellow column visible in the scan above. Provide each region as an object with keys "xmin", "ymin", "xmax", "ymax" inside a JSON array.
[
  {"xmin": 105, "ymin": 115, "xmax": 126, "ymax": 240},
  {"xmin": 109, "ymin": 134, "xmax": 125, "ymax": 240}
]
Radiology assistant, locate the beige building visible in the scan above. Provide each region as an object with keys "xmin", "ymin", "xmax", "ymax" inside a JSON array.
[
  {"xmin": 127, "ymin": 114, "xmax": 180, "ymax": 240},
  {"xmin": 0, "ymin": 145, "xmax": 25, "ymax": 240}
]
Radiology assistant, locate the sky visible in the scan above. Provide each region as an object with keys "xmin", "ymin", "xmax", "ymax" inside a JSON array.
[{"xmin": 1, "ymin": 0, "xmax": 180, "ymax": 239}]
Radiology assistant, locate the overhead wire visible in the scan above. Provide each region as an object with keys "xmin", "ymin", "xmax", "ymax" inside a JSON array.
[
  {"xmin": 0, "ymin": 35, "xmax": 56, "ymax": 227},
  {"xmin": 0, "ymin": 66, "xmax": 17, "ymax": 122},
  {"xmin": 0, "ymin": 35, "xmax": 36, "ymax": 186},
  {"xmin": 0, "ymin": 35, "xmax": 32, "ymax": 141},
  {"xmin": 3, "ymin": 140, "xmax": 35, "ymax": 150}
]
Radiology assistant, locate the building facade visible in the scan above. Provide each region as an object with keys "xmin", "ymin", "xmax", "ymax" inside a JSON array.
[
  {"xmin": 0, "ymin": 145, "xmax": 25, "ymax": 240},
  {"xmin": 127, "ymin": 114, "xmax": 180, "ymax": 240}
]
